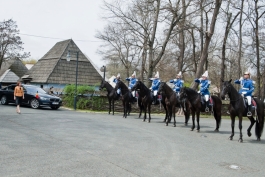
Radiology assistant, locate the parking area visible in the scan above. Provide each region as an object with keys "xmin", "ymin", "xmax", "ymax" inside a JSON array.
[{"xmin": 0, "ymin": 104, "xmax": 265, "ymax": 177}]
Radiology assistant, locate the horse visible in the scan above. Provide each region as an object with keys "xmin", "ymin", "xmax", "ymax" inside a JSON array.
[
  {"xmin": 179, "ymin": 87, "xmax": 222, "ymax": 132},
  {"xmin": 158, "ymin": 82, "xmax": 191, "ymax": 126},
  {"xmin": 114, "ymin": 80, "xmax": 134, "ymax": 118},
  {"xmin": 99, "ymin": 80, "xmax": 119, "ymax": 115},
  {"xmin": 131, "ymin": 81, "xmax": 152, "ymax": 122},
  {"xmin": 221, "ymin": 80, "xmax": 264, "ymax": 142}
]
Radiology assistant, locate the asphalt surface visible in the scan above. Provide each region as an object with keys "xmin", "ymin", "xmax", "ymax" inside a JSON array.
[{"xmin": 0, "ymin": 104, "xmax": 265, "ymax": 177}]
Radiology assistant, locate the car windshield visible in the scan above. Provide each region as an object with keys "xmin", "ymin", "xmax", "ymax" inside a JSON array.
[{"xmin": 24, "ymin": 85, "xmax": 47, "ymax": 94}]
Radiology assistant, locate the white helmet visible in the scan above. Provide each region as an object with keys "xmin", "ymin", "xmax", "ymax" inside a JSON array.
[
  {"xmin": 202, "ymin": 70, "xmax": 208, "ymax": 78},
  {"xmin": 117, "ymin": 73, "xmax": 120, "ymax": 78},
  {"xmin": 177, "ymin": 71, "xmax": 182, "ymax": 77},
  {"xmin": 154, "ymin": 71, "xmax": 159, "ymax": 78}
]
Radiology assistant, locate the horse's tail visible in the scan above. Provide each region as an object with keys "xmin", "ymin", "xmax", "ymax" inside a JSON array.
[
  {"xmin": 255, "ymin": 98, "xmax": 264, "ymax": 140},
  {"xmin": 212, "ymin": 95, "xmax": 222, "ymax": 128}
]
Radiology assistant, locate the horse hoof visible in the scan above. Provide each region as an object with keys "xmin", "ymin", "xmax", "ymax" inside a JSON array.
[
  {"xmin": 229, "ymin": 137, "xmax": 233, "ymax": 140},
  {"xmin": 238, "ymin": 139, "xmax": 243, "ymax": 143},
  {"xmin": 174, "ymin": 125, "xmax": 176, "ymax": 127},
  {"xmin": 143, "ymin": 120, "xmax": 145, "ymax": 122},
  {"xmin": 148, "ymin": 121, "xmax": 150, "ymax": 123},
  {"xmin": 190, "ymin": 129, "xmax": 194, "ymax": 131},
  {"xmin": 185, "ymin": 123, "xmax": 188, "ymax": 126},
  {"xmin": 197, "ymin": 129, "xmax": 200, "ymax": 132},
  {"xmin": 247, "ymin": 132, "xmax": 252, "ymax": 137},
  {"xmin": 257, "ymin": 138, "xmax": 261, "ymax": 141},
  {"xmin": 214, "ymin": 129, "xmax": 219, "ymax": 132}
]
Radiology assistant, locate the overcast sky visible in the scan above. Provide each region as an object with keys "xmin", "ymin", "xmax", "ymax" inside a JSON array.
[{"xmin": 0, "ymin": 0, "xmax": 107, "ymax": 68}]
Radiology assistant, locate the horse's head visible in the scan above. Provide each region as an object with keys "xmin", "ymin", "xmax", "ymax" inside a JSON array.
[
  {"xmin": 220, "ymin": 79, "xmax": 232, "ymax": 100},
  {"xmin": 131, "ymin": 81, "xmax": 141, "ymax": 91},
  {"xmin": 99, "ymin": 80, "xmax": 106, "ymax": 91},
  {"xmin": 114, "ymin": 81, "xmax": 120, "ymax": 91},
  {"xmin": 157, "ymin": 82, "xmax": 166, "ymax": 95},
  {"xmin": 179, "ymin": 87, "xmax": 187, "ymax": 100}
]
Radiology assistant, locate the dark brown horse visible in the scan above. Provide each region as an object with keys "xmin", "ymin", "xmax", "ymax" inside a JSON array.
[
  {"xmin": 114, "ymin": 80, "xmax": 134, "ymax": 118},
  {"xmin": 221, "ymin": 80, "xmax": 264, "ymax": 142},
  {"xmin": 99, "ymin": 80, "xmax": 119, "ymax": 115},
  {"xmin": 131, "ymin": 81, "xmax": 152, "ymax": 122},
  {"xmin": 179, "ymin": 87, "xmax": 222, "ymax": 132},
  {"xmin": 158, "ymin": 82, "xmax": 191, "ymax": 127}
]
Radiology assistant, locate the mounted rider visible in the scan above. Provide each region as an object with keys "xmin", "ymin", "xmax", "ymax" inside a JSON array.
[
  {"xmin": 149, "ymin": 71, "xmax": 161, "ymax": 105},
  {"xmin": 234, "ymin": 71, "xmax": 255, "ymax": 116},
  {"xmin": 169, "ymin": 71, "xmax": 184, "ymax": 95},
  {"xmin": 126, "ymin": 71, "xmax": 138, "ymax": 101},
  {"xmin": 194, "ymin": 70, "xmax": 211, "ymax": 112},
  {"xmin": 113, "ymin": 73, "xmax": 121, "ymax": 99}
]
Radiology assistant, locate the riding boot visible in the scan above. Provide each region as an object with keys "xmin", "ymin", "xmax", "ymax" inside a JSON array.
[
  {"xmin": 205, "ymin": 101, "xmax": 209, "ymax": 112},
  {"xmin": 247, "ymin": 105, "xmax": 252, "ymax": 116},
  {"xmin": 117, "ymin": 94, "xmax": 120, "ymax": 100},
  {"xmin": 155, "ymin": 95, "xmax": 158, "ymax": 105},
  {"xmin": 152, "ymin": 95, "xmax": 156, "ymax": 105}
]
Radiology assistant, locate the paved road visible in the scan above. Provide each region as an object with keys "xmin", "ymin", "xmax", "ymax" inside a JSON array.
[{"xmin": 0, "ymin": 104, "xmax": 264, "ymax": 177}]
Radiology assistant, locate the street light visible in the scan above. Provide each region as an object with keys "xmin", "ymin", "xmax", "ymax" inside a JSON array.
[{"xmin": 66, "ymin": 50, "xmax": 79, "ymax": 110}]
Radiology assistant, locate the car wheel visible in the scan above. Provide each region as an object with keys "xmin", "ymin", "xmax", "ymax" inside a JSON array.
[
  {"xmin": 51, "ymin": 106, "xmax": 59, "ymax": 110},
  {"xmin": 1, "ymin": 95, "xmax": 8, "ymax": 105},
  {"xmin": 30, "ymin": 98, "xmax": 40, "ymax": 109}
]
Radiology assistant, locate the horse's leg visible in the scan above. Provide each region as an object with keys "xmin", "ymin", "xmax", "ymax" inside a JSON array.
[
  {"xmin": 173, "ymin": 105, "xmax": 176, "ymax": 127},
  {"xmin": 238, "ymin": 116, "xmax": 243, "ymax": 142},
  {"xmin": 191, "ymin": 110, "xmax": 195, "ymax": 131},
  {"xmin": 247, "ymin": 116, "xmax": 256, "ymax": 137},
  {"xmin": 213, "ymin": 110, "xmax": 221, "ymax": 132},
  {"xmin": 162, "ymin": 102, "xmax": 167, "ymax": 122},
  {"xmin": 196, "ymin": 110, "xmax": 200, "ymax": 132},
  {"xmin": 123, "ymin": 101, "xmax": 126, "ymax": 118},
  {"xmin": 148, "ymin": 103, "xmax": 151, "ymax": 123},
  {"xmin": 166, "ymin": 105, "xmax": 171, "ymax": 126},
  {"xmin": 108, "ymin": 98, "xmax": 111, "ymax": 115},
  {"xmin": 112, "ymin": 99, "xmax": 114, "ymax": 115},
  {"xmin": 128, "ymin": 103, "xmax": 131, "ymax": 116},
  {"xmin": 138, "ymin": 100, "xmax": 142, "ymax": 118},
  {"xmin": 229, "ymin": 115, "xmax": 236, "ymax": 140}
]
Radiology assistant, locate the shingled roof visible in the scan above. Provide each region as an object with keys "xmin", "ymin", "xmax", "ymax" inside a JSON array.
[
  {"xmin": 25, "ymin": 39, "xmax": 103, "ymax": 85},
  {"xmin": 0, "ymin": 57, "xmax": 28, "ymax": 78},
  {"xmin": 0, "ymin": 69, "xmax": 20, "ymax": 83}
]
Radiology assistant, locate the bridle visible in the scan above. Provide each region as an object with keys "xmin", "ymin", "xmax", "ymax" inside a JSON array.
[{"xmin": 222, "ymin": 83, "xmax": 243, "ymax": 102}]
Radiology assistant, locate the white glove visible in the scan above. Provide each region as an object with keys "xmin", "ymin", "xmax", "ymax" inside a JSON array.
[
  {"xmin": 239, "ymin": 77, "xmax": 243, "ymax": 81},
  {"xmin": 242, "ymin": 91, "xmax": 247, "ymax": 95},
  {"xmin": 197, "ymin": 91, "xmax": 200, "ymax": 93}
]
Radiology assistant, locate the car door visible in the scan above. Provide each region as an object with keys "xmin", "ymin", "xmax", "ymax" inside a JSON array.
[
  {"xmin": 7, "ymin": 85, "xmax": 16, "ymax": 103},
  {"xmin": 21, "ymin": 86, "xmax": 30, "ymax": 104}
]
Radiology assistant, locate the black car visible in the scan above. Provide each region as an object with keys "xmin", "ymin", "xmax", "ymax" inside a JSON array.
[{"xmin": 0, "ymin": 84, "xmax": 62, "ymax": 110}]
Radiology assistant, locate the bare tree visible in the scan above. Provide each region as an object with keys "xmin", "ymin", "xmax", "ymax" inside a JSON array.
[
  {"xmin": 0, "ymin": 19, "xmax": 30, "ymax": 68},
  {"xmin": 191, "ymin": 0, "xmax": 222, "ymax": 89}
]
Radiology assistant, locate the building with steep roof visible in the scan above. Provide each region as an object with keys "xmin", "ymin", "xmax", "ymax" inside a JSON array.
[
  {"xmin": 0, "ymin": 58, "xmax": 28, "ymax": 87},
  {"xmin": 23, "ymin": 39, "xmax": 103, "ymax": 93}
]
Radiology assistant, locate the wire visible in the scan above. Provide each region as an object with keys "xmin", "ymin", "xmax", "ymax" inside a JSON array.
[{"xmin": 19, "ymin": 33, "xmax": 101, "ymax": 42}]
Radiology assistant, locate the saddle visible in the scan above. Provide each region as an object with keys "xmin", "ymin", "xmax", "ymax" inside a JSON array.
[
  {"xmin": 243, "ymin": 97, "xmax": 257, "ymax": 109},
  {"xmin": 200, "ymin": 96, "xmax": 213, "ymax": 105}
]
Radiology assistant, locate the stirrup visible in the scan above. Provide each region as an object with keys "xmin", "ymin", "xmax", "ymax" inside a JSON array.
[
  {"xmin": 205, "ymin": 107, "xmax": 209, "ymax": 112},
  {"xmin": 247, "ymin": 111, "xmax": 252, "ymax": 117}
]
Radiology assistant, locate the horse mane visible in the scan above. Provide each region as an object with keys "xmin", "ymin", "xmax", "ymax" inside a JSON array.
[
  {"xmin": 183, "ymin": 87, "xmax": 198, "ymax": 95},
  {"xmin": 138, "ymin": 81, "xmax": 149, "ymax": 92}
]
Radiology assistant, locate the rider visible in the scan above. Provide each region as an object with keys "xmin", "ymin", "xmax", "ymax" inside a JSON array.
[
  {"xmin": 149, "ymin": 71, "xmax": 161, "ymax": 105},
  {"xmin": 169, "ymin": 71, "xmax": 184, "ymax": 95},
  {"xmin": 126, "ymin": 71, "xmax": 138, "ymax": 101},
  {"xmin": 234, "ymin": 71, "xmax": 255, "ymax": 116},
  {"xmin": 194, "ymin": 70, "xmax": 211, "ymax": 112},
  {"xmin": 113, "ymin": 73, "xmax": 121, "ymax": 99}
]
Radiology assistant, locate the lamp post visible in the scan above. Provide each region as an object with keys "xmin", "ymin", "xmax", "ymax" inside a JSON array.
[{"xmin": 66, "ymin": 50, "xmax": 79, "ymax": 110}]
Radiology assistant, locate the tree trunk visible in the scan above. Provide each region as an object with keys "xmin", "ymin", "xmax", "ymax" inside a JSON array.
[
  {"xmin": 238, "ymin": 0, "xmax": 244, "ymax": 79},
  {"xmin": 254, "ymin": 0, "xmax": 261, "ymax": 99},
  {"xmin": 178, "ymin": 0, "xmax": 187, "ymax": 72},
  {"xmin": 220, "ymin": 13, "xmax": 231, "ymax": 93},
  {"xmin": 191, "ymin": 0, "xmax": 222, "ymax": 89}
]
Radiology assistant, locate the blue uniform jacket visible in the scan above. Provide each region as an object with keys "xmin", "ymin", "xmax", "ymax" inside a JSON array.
[
  {"xmin": 113, "ymin": 78, "xmax": 120, "ymax": 83},
  {"xmin": 169, "ymin": 79, "xmax": 184, "ymax": 93},
  {"xmin": 126, "ymin": 77, "xmax": 138, "ymax": 89},
  {"xmin": 194, "ymin": 79, "xmax": 210, "ymax": 95},
  {"xmin": 234, "ymin": 79, "xmax": 254, "ymax": 96},
  {"xmin": 149, "ymin": 78, "xmax": 160, "ymax": 91}
]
